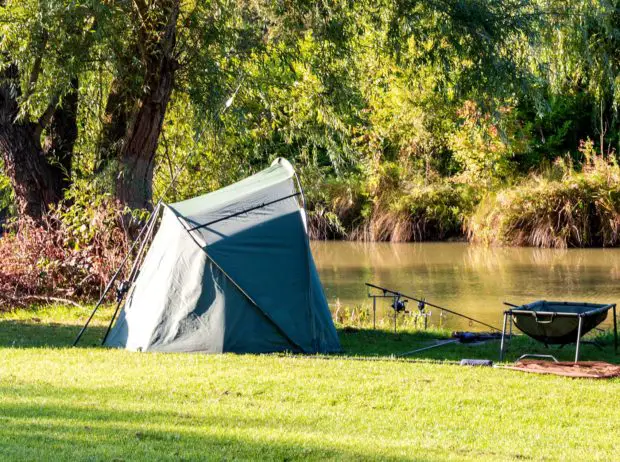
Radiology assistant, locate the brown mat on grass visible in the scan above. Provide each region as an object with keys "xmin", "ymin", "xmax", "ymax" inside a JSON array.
[{"xmin": 504, "ymin": 360, "xmax": 620, "ymax": 379}]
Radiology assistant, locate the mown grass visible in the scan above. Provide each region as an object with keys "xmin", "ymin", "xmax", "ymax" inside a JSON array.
[{"xmin": 1, "ymin": 305, "xmax": 619, "ymax": 461}]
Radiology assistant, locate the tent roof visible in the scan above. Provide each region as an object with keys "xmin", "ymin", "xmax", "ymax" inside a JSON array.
[{"xmin": 168, "ymin": 158, "xmax": 296, "ymax": 223}]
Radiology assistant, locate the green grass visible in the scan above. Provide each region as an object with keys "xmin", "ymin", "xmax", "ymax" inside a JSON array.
[{"xmin": 0, "ymin": 305, "xmax": 618, "ymax": 461}]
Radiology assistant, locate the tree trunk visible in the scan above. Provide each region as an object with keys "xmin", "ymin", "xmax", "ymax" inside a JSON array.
[
  {"xmin": 0, "ymin": 122, "xmax": 61, "ymax": 219},
  {"xmin": 96, "ymin": 77, "xmax": 132, "ymax": 174},
  {"xmin": 45, "ymin": 78, "xmax": 79, "ymax": 193},
  {"xmin": 99, "ymin": 1, "xmax": 180, "ymax": 209},
  {"xmin": 0, "ymin": 66, "xmax": 77, "ymax": 219}
]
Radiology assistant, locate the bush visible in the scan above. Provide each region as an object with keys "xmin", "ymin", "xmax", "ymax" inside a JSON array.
[
  {"xmin": 467, "ymin": 145, "xmax": 620, "ymax": 248},
  {"xmin": 352, "ymin": 180, "xmax": 478, "ymax": 242},
  {"xmin": 0, "ymin": 184, "xmax": 145, "ymax": 309},
  {"xmin": 304, "ymin": 162, "xmax": 479, "ymax": 242},
  {"xmin": 304, "ymin": 171, "xmax": 369, "ymax": 240}
]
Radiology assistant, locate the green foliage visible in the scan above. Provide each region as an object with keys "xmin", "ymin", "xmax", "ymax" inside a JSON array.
[
  {"xmin": 450, "ymin": 101, "xmax": 530, "ymax": 186},
  {"xmin": 304, "ymin": 170, "xmax": 368, "ymax": 239},
  {"xmin": 2, "ymin": 0, "xmax": 620, "ymax": 248}
]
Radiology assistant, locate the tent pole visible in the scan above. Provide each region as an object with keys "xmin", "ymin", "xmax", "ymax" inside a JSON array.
[
  {"xmin": 187, "ymin": 192, "xmax": 301, "ymax": 232},
  {"xmin": 182, "ymin": 223, "xmax": 307, "ymax": 354}
]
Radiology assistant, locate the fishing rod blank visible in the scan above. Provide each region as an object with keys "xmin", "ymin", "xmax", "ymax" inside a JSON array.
[
  {"xmin": 365, "ymin": 282, "xmax": 501, "ymax": 332},
  {"xmin": 73, "ymin": 79, "xmax": 244, "ymax": 346}
]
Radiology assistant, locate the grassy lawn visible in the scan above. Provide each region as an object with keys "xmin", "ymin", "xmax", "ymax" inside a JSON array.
[{"xmin": 0, "ymin": 305, "xmax": 618, "ymax": 461}]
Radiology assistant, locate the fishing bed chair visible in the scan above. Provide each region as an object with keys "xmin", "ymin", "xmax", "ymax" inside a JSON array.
[{"xmin": 499, "ymin": 301, "xmax": 618, "ymax": 363}]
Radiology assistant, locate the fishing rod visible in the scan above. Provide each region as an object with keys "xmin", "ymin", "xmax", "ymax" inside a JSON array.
[
  {"xmin": 397, "ymin": 339, "xmax": 459, "ymax": 357},
  {"xmin": 73, "ymin": 79, "xmax": 244, "ymax": 346},
  {"xmin": 365, "ymin": 282, "xmax": 501, "ymax": 332}
]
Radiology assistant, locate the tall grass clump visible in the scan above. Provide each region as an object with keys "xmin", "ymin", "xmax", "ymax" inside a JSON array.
[
  {"xmin": 305, "ymin": 163, "xmax": 479, "ymax": 242},
  {"xmin": 352, "ymin": 180, "xmax": 478, "ymax": 242},
  {"xmin": 348, "ymin": 163, "xmax": 479, "ymax": 242},
  {"xmin": 468, "ymin": 141, "xmax": 620, "ymax": 248},
  {"xmin": 304, "ymin": 172, "xmax": 368, "ymax": 240}
]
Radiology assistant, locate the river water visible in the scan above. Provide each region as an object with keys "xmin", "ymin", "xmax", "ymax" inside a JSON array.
[{"xmin": 311, "ymin": 241, "xmax": 620, "ymax": 331}]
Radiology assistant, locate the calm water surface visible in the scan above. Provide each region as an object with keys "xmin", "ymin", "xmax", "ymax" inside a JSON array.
[{"xmin": 311, "ymin": 241, "xmax": 620, "ymax": 331}]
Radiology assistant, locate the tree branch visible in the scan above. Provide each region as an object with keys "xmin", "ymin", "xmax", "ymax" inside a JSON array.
[
  {"xmin": 24, "ymin": 30, "xmax": 49, "ymax": 101},
  {"xmin": 35, "ymin": 95, "xmax": 59, "ymax": 138}
]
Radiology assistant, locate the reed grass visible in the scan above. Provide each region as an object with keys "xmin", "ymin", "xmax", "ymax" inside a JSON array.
[
  {"xmin": 351, "ymin": 182, "xmax": 477, "ymax": 242},
  {"xmin": 307, "ymin": 173, "xmax": 477, "ymax": 243},
  {"xmin": 468, "ymin": 154, "xmax": 620, "ymax": 248}
]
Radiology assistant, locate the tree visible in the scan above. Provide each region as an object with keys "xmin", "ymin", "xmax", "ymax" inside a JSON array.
[
  {"xmin": 0, "ymin": 1, "xmax": 83, "ymax": 219},
  {"xmin": 95, "ymin": 0, "xmax": 180, "ymax": 208},
  {"xmin": 1, "ymin": 0, "xmax": 539, "ymax": 218}
]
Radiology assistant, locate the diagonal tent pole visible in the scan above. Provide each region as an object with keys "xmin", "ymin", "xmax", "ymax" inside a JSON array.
[{"xmin": 177, "ymin": 213, "xmax": 306, "ymax": 353}]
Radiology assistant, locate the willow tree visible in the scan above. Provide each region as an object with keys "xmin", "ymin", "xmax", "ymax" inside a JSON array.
[
  {"xmin": 0, "ymin": 0, "xmax": 243, "ymax": 213},
  {"xmin": 539, "ymin": 0, "xmax": 620, "ymax": 154},
  {"xmin": 1, "ymin": 0, "xmax": 539, "ymax": 219},
  {"xmin": 0, "ymin": 0, "xmax": 327, "ymax": 214},
  {"xmin": 0, "ymin": 1, "xmax": 83, "ymax": 218}
]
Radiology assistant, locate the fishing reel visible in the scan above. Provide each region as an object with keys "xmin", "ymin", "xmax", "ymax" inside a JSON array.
[
  {"xmin": 116, "ymin": 280, "xmax": 131, "ymax": 302},
  {"xmin": 391, "ymin": 297, "xmax": 409, "ymax": 313}
]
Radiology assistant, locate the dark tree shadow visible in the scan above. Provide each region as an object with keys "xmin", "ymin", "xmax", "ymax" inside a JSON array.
[
  {"xmin": 0, "ymin": 320, "xmax": 107, "ymax": 349},
  {"xmin": 1, "ymin": 319, "xmax": 617, "ymax": 364},
  {"xmin": 336, "ymin": 327, "xmax": 619, "ymax": 364},
  {"xmin": 0, "ymin": 396, "xmax": 421, "ymax": 461}
]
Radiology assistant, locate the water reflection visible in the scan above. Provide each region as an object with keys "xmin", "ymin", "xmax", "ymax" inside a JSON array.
[{"xmin": 311, "ymin": 241, "xmax": 620, "ymax": 330}]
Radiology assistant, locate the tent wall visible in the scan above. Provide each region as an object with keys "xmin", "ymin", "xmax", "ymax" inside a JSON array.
[{"xmin": 106, "ymin": 208, "xmax": 297, "ymax": 353}]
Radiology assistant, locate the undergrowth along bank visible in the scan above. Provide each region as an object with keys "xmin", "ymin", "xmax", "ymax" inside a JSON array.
[
  {"xmin": 467, "ymin": 151, "xmax": 620, "ymax": 248},
  {"xmin": 307, "ymin": 145, "xmax": 620, "ymax": 249},
  {"xmin": 306, "ymin": 163, "xmax": 478, "ymax": 243},
  {"xmin": 3, "ymin": 146, "xmax": 620, "ymax": 309},
  {"xmin": 0, "ymin": 184, "xmax": 145, "ymax": 309}
]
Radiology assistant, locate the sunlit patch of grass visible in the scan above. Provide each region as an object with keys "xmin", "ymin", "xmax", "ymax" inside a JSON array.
[{"xmin": 0, "ymin": 305, "xmax": 618, "ymax": 461}]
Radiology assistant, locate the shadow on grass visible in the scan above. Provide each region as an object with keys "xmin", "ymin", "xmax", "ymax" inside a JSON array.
[
  {"xmin": 1, "ymin": 319, "xmax": 618, "ymax": 364},
  {"xmin": 337, "ymin": 326, "xmax": 619, "ymax": 364},
  {"xmin": 0, "ymin": 398, "xmax": 414, "ymax": 461},
  {"xmin": 0, "ymin": 320, "xmax": 107, "ymax": 349}
]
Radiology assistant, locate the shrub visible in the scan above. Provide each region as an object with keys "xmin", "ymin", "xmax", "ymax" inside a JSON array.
[
  {"xmin": 467, "ymin": 145, "xmax": 620, "ymax": 248},
  {"xmin": 0, "ymin": 184, "xmax": 145, "ymax": 309},
  {"xmin": 449, "ymin": 101, "xmax": 528, "ymax": 187},
  {"xmin": 352, "ymin": 180, "xmax": 479, "ymax": 242},
  {"xmin": 304, "ymin": 171, "xmax": 369, "ymax": 240}
]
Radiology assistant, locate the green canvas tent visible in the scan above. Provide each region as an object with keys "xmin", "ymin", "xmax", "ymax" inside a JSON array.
[{"xmin": 105, "ymin": 158, "xmax": 341, "ymax": 354}]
